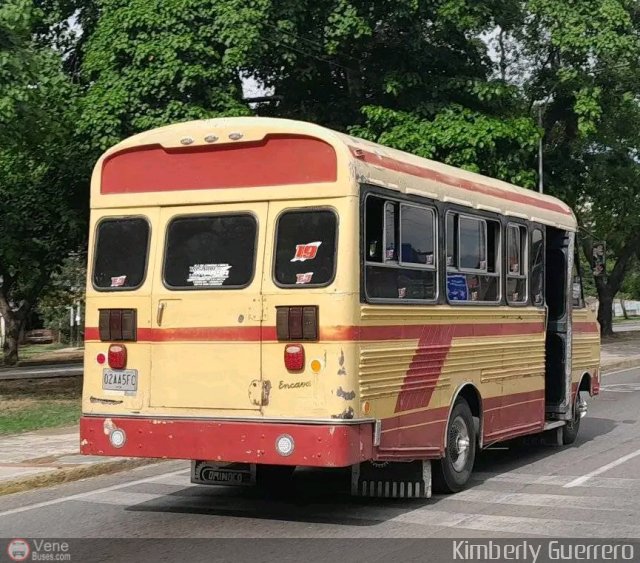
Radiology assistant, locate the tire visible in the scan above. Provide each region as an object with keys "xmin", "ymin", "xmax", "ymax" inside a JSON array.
[
  {"xmin": 256, "ymin": 464, "xmax": 296, "ymax": 493},
  {"xmin": 562, "ymin": 391, "xmax": 585, "ymax": 445},
  {"xmin": 433, "ymin": 398, "xmax": 476, "ymax": 494}
]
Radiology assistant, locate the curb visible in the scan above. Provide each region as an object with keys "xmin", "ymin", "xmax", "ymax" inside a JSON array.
[
  {"xmin": 0, "ymin": 458, "xmax": 160, "ymax": 497},
  {"xmin": 16, "ymin": 358, "xmax": 83, "ymax": 368},
  {"xmin": 601, "ymin": 358, "xmax": 640, "ymax": 374}
]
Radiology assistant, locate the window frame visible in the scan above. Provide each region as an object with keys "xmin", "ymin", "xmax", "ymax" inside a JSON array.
[
  {"xmin": 272, "ymin": 206, "xmax": 339, "ymax": 289},
  {"xmin": 530, "ymin": 226, "xmax": 546, "ymax": 308},
  {"xmin": 506, "ymin": 222, "xmax": 529, "ymax": 306},
  {"xmin": 445, "ymin": 210, "xmax": 502, "ymax": 305},
  {"xmin": 162, "ymin": 211, "xmax": 259, "ymax": 291},
  {"xmin": 92, "ymin": 215, "xmax": 152, "ymax": 292},
  {"xmin": 363, "ymin": 192, "xmax": 439, "ymax": 304}
]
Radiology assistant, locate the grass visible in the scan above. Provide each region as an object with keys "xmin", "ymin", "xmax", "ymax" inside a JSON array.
[
  {"xmin": 613, "ymin": 316, "xmax": 640, "ymax": 324},
  {"xmin": 1, "ymin": 342, "xmax": 66, "ymax": 364},
  {"xmin": 0, "ymin": 377, "xmax": 81, "ymax": 435}
]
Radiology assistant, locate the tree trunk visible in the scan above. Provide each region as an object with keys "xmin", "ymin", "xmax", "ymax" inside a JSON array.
[
  {"xmin": 621, "ymin": 299, "xmax": 629, "ymax": 320},
  {"xmin": 2, "ymin": 314, "xmax": 22, "ymax": 366},
  {"xmin": 597, "ymin": 289, "xmax": 615, "ymax": 337}
]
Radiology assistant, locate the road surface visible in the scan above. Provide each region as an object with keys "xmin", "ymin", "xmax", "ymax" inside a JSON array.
[
  {"xmin": 1, "ymin": 367, "xmax": 640, "ymax": 560},
  {"xmin": 0, "ymin": 363, "xmax": 82, "ymax": 381}
]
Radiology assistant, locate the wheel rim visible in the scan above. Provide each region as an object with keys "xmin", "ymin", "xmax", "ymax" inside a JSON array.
[{"xmin": 448, "ymin": 415, "xmax": 471, "ymax": 473}]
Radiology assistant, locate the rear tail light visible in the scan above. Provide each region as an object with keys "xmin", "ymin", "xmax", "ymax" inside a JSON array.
[
  {"xmin": 276, "ymin": 306, "xmax": 318, "ymax": 341},
  {"xmin": 108, "ymin": 344, "xmax": 127, "ymax": 369},
  {"xmin": 99, "ymin": 309, "xmax": 137, "ymax": 341},
  {"xmin": 284, "ymin": 344, "xmax": 305, "ymax": 371}
]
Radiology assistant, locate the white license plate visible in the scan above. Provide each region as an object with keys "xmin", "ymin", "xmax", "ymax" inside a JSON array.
[{"xmin": 102, "ymin": 369, "xmax": 138, "ymax": 392}]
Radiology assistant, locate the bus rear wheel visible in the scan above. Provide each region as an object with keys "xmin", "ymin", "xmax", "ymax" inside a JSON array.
[
  {"xmin": 433, "ymin": 398, "xmax": 476, "ymax": 494},
  {"xmin": 562, "ymin": 391, "xmax": 587, "ymax": 445}
]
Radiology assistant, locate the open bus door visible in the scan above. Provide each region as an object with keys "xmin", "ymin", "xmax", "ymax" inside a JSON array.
[{"xmin": 544, "ymin": 227, "xmax": 575, "ymax": 421}]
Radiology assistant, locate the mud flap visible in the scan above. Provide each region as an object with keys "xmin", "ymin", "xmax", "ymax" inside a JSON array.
[
  {"xmin": 351, "ymin": 460, "xmax": 431, "ymax": 498},
  {"xmin": 191, "ymin": 461, "xmax": 256, "ymax": 486}
]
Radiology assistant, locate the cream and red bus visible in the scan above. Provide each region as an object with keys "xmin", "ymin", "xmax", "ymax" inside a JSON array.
[{"xmin": 80, "ymin": 117, "xmax": 600, "ymax": 497}]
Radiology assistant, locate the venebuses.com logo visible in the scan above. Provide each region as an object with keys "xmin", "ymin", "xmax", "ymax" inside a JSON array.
[
  {"xmin": 7, "ymin": 539, "xmax": 30, "ymax": 562},
  {"xmin": 6, "ymin": 538, "xmax": 71, "ymax": 561}
]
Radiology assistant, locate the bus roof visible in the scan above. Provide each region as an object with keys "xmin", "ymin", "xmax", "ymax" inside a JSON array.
[{"xmin": 92, "ymin": 116, "xmax": 576, "ymax": 231}]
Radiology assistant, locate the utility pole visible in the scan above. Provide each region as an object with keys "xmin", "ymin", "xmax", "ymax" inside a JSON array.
[{"xmin": 538, "ymin": 104, "xmax": 544, "ymax": 194}]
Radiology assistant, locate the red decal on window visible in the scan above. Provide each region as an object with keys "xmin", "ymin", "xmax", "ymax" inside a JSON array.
[
  {"xmin": 291, "ymin": 241, "xmax": 322, "ymax": 262},
  {"xmin": 295, "ymin": 272, "xmax": 314, "ymax": 284}
]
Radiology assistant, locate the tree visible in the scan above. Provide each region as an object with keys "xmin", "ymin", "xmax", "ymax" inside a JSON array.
[
  {"xmin": 518, "ymin": 0, "xmax": 640, "ymax": 336},
  {"xmin": 78, "ymin": 0, "xmax": 251, "ymax": 154},
  {"xmin": 37, "ymin": 251, "xmax": 87, "ymax": 343},
  {"xmin": 0, "ymin": 0, "xmax": 86, "ymax": 364}
]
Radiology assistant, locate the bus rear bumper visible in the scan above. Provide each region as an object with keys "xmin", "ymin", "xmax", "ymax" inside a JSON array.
[{"xmin": 80, "ymin": 415, "xmax": 374, "ymax": 468}]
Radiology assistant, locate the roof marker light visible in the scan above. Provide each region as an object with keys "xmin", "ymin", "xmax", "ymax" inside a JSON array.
[
  {"xmin": 229, "ymin": 132, "xmax": 243, "ymax": 141},
  {"xmin": 204, "ymin": 135, "xmax": 218, "ymax": 143},
  {"xmin": 180, "ymin": 137, "xmax": 194, "ymax": 145}
]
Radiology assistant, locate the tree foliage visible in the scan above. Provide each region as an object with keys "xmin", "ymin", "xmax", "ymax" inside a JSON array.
[
  {"xmin": 0, "ymin": 0, "xmax": 86, "ymax": 364},
  {"xmin": 79, "ymin": 0, "xmax": 251, "ymax": 152}
]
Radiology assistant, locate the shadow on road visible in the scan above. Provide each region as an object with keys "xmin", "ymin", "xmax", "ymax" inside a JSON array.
[{"xmin": 124, "ymin": 416, "xmax": 621, "ymax": 526}]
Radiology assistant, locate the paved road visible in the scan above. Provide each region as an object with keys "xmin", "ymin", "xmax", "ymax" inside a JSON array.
[
  {"xmin": 1, "ymin": 367, "xmax": 640, "ymax": 560},
  {"xmin": 0, "ymin": 363, "xmax": 82, "ymax": 381}
]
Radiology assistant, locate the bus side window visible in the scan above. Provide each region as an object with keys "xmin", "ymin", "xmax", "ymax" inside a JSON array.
[
  {"xmin": 507, "ymin": 224, "xmax": 528, "ymax": 305},
  {"xmin": 364, "ymin": 194, "xmax": 437, "ymax": 301},
  {"xmin": 530, "ymin": 228, "xmax": 545, "ymax": 307},
  {"xmin": 446, "ymin": 212, "xmax": 500, "ymax": 303}
]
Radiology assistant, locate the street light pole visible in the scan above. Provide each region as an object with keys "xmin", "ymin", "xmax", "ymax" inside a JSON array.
[{"xmin": 538, "ymin": 104, "xmax": 544, "ymax": 194}]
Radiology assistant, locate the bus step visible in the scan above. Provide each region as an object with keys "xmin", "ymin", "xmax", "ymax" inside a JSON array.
[
  {"xmin": 351, "ymin": 460, "xmax": 431, "ymax": 498},
  {"xmin": 191, "ymin": 461, "xmax": 256, "ymax": 486}
]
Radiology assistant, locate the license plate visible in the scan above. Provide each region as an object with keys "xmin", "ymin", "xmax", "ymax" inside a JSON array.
[{"xmin": 102, "ymin": 369, "xmax": 138, "ymax": 392}]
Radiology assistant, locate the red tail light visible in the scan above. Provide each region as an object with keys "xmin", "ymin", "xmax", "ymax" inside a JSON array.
[
  {"xmin": 108, "ymin": 344, "xmax": 127, "ymax": 369},
  {"xmin": 284, "ymin": 344, "xmax": 305, "ymax": 371}
]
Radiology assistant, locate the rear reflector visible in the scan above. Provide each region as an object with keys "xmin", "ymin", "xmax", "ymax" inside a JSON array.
[
  {"xmin": 99, "ymin": 309, "xmax": 137, "ymax": 341},
  {"xmin": 276, "ymin": 306, "xmax": 318, "ymax": 341},
  {"xmin": 284, "ymin": 344, "xmax": 305, "ymax": 371},
  {"xmin": 108, "ymin": 344, "xmax": 127, "ymax": 369}
]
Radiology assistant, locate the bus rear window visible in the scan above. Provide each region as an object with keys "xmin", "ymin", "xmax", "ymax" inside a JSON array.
[
  {"xmin": 93, "ymin": 218, "xmax": 149, "ymax": 290},
  {"xmin": 164, "ymin": 214, "xmax": 257, "ymax": 289},
  {"xmin": 274, "ymin": 210, "xmax": 337, "ymax": 287}
]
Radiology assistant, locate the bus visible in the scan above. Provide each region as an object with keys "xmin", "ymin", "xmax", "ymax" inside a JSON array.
[{"xmin": 80, "ymin": 117, "xmax": 600, "ymax": 498}]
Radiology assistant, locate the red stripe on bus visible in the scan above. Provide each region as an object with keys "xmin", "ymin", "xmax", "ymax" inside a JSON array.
[
  {"xmin": 350, "ymin": 147, "xmax": 573, "ymax": 216},
  {"xmin": 573, "ymin": 321, "xmax": 600, "ymax": 334},
  {"xmin": 393, "ymin": 322, "xmax": 544, "ymax": 413},
  {"xmin": 84, "ymin": 321, "xmax": 543, "ymax": 343},
  {"xmin": 101, "ymin": 135, "xmax": 338, "ymax": 194}
]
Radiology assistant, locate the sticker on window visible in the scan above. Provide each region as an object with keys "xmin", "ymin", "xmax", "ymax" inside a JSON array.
[
  {"xmin": 447, "ymin": 274, "xmax": 469, "ymax": 301},
  {"xmin": 291, "ymin": 242, "xmax": 322, "ymax": 262},
  {"xmin": 187, "ymin": 264, "xmax": 232, "ymax": 287},
  {"xmin": 295, "ymin": 272, "xmax": 314, "ymax": 284},
  {"xmin": 111, "ymin": 275, "xmax": 127, "ymax": 287},
  {"xmin": 398, "ymin": 287, "xmax": 407, "ymax": 298}
]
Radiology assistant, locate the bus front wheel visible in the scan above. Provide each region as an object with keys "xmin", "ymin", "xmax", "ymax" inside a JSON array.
[{"xmin": 433, "ymin": 398, "xmax": 476, "ymax": 494}]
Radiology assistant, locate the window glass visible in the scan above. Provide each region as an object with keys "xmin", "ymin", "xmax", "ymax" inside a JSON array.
[
  {"xmin": 400, "ymin": 205, "xmax": 435, "ymax": 267},
  {"xmin": 459, "ymin": 216, "xmax": 487, "ymax": 271},
  {"xmin": 275, "ymin": 210, "xmax": 337, "ymax": 286},
  {"xmin": 384, "ymin": 201, "xmax": 398, "ymax": 262},
  {"xmin": 507, "ymin": 225, "xmax": 527, "ymax": 304},
  {"xmin": 164, "ymin": 214, "xmax": 256, "ymax": 289},
  {"xmin": 446, "ymin": 212, "xmax": 500, "ymax": 303},
  {"xmin": 93, "ymin": 218, "xmax": 149, "ymax": 289},
  {"xmin": 507, "ymin": 226, "xmax": 522, "ymax": 275},
  {"xmin": 365, "ymin": 197, "xmax": 384, "ymax": 262},
  {"xmin": 446, "ymin": 214, "xmax": 456, "ymax": 267},
  {"xmin": 364, "ymin": 195, "xmax": 437, "ymax": 301},
  {"xmin": 531, "ymin": 228, "xmax": 545, "ymax": 306}
]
